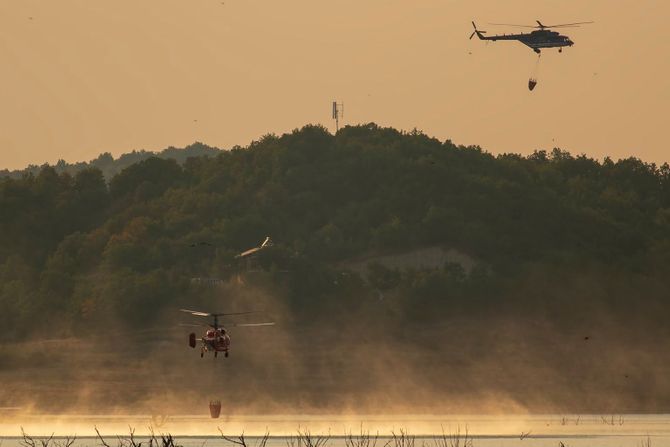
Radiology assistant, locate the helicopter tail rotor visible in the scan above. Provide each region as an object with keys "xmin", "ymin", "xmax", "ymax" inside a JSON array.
[{"xmin": 470, "ymin": 21, "xmax": 487, "ymax": 40}]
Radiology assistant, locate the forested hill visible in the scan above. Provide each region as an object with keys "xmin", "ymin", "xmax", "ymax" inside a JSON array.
[
  {"xmin": 0, "ymin": 142, "xmax": 221, "ymax": 181},
  {"xmin": 2, "ymin": 123, "xmax": 670, "ymax": 340}
]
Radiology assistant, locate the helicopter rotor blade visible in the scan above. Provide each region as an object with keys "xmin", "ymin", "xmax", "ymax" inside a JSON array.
[
  {"xmin": 211, "ymin": 311, "xmax": 261, "ymax": 317},
  {"xmin": 488, "ymin": 21, "xmax": 593, "ymax": 29},
  {"xmin": 179, "ymin": 309, "xmax": 211, "ymax": 317},
  {"xmin": 229, "ymin": 322, "xmax": 276, "ymax": 328},
  {"xmin": 469, "ymin": 31, "xmax": 476, "ymax": 40},
  {"xmin": 180, "ymin": 309, "xmax": 261, "ymax": 317},
  {"xmin": 488, "ymin": 22, "xmax": 537, "ymax": 28},
  {"xmin": 544, "ymin": 21, "xmax": 594, "ymax": 28}
]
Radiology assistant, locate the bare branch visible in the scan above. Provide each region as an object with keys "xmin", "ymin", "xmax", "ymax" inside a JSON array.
[
  {"xmin": 40, "ymin": 434, "xmax": 55, "ymax": 447},
  {"xmin": 161, "ymin": 434, "xmax": 178, "ymax": 447},
  {"xmin": 95, "ymin": 426, "xmax": 112, "ymax": 447},
  {"xmin": 147, "ymin": 427, "xmax": 157, "ymax": 447},
  {"xmin": 295, "ymin": 428, "xmax": 330, "ymax": 447},
  {"xmin": 218, "ymin": 428, "xmax": 248, "ymax": 447},
  {"xmin": 54, "ymin": 435, "xmax": 77, "ymax": 447},
  {"xmin": 20, "ymin": 428, "xmax": 55, "ymax": 447},
  {"xmin": 390, "ymin": 429, "xmax": 414, "ymax": 447},
  {"xmin": 256, "ymin": 431, "xmax": 270, "ymax": 447},
  {"xmin": 433, "ymin": 426, "xmax": 472, "ymax": 447},
  {"xmin": 20, "ymin": 427, "xmax": 37, "ymax": 447},
  {"xmin": 345, "ymin": 425, "xmax": 379, "ymax": 447}
]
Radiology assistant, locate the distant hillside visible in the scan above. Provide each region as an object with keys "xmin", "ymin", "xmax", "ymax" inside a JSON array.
[
  {"xmin": 0, "ymin": 142, "xmax": 221, "ymax": 180},
  {"xmin": 2, "ymin": 123, "xmax": 670, "ymax": 331},
  {"xmin": 2, "ymin": 123, "xmax": 670, "ymax": 412}
]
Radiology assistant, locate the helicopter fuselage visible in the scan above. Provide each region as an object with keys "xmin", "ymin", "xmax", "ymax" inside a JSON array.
[
  {"xmin": 181, "ymin": 308, "xmax": 274, "ymax": 359},
  {"xmin": 191, "ymin": 328, "xmax": 231, "ymax": 357},
  {"xmin": 475, "ymin": 29, "xmax": 574, "ymax": 53}
]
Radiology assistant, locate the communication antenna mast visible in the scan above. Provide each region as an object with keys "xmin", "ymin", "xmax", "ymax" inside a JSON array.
[{"xmin": 332, "ymin": 101, "xmax": 344, "ymax": 132}]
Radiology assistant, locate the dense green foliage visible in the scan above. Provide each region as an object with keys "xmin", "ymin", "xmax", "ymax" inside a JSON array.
[{"xmin": 2, "ymin": 123, "xmax": 670, "ymax": 340}]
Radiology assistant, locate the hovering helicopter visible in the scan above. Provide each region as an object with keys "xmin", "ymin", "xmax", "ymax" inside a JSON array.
[
  {"xmin": 180, "ymin": 309, "xmax": 275, "ymax": 358},
  {"xmin": 470, "ymin": 20, "xmax": 593, "ymax": 54}
]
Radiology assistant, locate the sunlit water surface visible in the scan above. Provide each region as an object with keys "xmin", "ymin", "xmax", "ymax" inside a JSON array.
[{"xmin": 1, "ymin": 414, "xmax": 668, "ymax": 447}]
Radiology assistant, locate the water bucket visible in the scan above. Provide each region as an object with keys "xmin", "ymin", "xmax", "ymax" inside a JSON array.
[{"xmin": 209, "ymin": 400, "xmax": 222, "ymax": 418}]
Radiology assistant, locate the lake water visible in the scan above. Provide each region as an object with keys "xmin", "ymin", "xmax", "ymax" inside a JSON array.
[{"xmin": 1, "ymin": 414, "xmax": 668, "ymax": 447}]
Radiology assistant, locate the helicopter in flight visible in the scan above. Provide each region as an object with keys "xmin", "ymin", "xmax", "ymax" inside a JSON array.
[
  {"xmin": 180, "ymin": 309, "xmax": 275, "ymax": 358},
  {"xmin": 470, "ymin": 20, "xmax": 593, "ymax": 54},
  {"xmin": 235, "ymin": 236, "xmax": 273, "ymax": 259}
]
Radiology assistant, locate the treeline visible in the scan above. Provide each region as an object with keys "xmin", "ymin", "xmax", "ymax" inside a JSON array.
[
  {"xmin": 0, "ymin": 142, "xmax": 220, "ymax": 181},
  {"xmin": 1, "ymin": 123, "xmax": 670, "ymax": 339}
]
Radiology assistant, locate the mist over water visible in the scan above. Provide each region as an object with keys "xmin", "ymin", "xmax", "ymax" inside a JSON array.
[{"xmin": 1, "ymin": 276, "xmax": 669, "ymax": 421}]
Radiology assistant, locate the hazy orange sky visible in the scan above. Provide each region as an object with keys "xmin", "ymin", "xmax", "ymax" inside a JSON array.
[{"xmin": 0, "ymin": 0, "xmax": 668, "ymax": 169}]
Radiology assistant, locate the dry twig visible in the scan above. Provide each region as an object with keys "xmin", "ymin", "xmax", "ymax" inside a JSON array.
[
  {"xmin": 95, "ymin": 427, "xmax": 111, "ymax": 447},
  {"xmin": 287, "ymin": 428, "xmax": 330, "ymax": 447},
  {"xmin": 21, "ymin": 428, "xmax": 55, "ymax": 447},
  {"xmin": 390, "ymin": 429, "xmax": 414, "ymax": 447},
  {"xmin": 433, "ymin": 426, "xmax": 472, "ymax": 447},
  {"xmin": 345, "ymin": 426, "xmax": 386, "ymax": 447}
]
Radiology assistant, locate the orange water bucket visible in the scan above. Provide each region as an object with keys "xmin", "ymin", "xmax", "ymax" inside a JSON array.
[{"xmin": 209, "ymin": 400, "xmax": 222, "ymax": 418}]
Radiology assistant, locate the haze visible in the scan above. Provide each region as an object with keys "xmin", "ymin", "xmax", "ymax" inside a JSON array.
[{"xmin": 0, "ymin": 0, "xmax": 668, "ymax": 169}]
